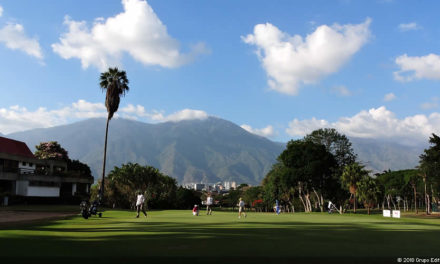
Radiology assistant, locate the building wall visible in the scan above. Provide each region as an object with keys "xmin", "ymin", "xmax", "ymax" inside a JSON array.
[
  {"xmin": 18, "ymin": 161, "xmax": 36, "ymax": 174},
  {"xmin": 16, "ymin": 180, "xmax": 29, "ymax": 196},
  {"xmin": 27, "ymin": 186, "xmax": 60, "ymax": 197}
]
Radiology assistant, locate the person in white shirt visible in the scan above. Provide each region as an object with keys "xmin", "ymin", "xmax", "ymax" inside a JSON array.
[
  {"xmin": 328, "ymin": 201, "xmax": 333, "ymax": 214},
  {"xmin": 238, "ymin": 198, "xmax": 246, "ymax": 219},
  {"xmin": 206, "ymin": 194, "xmax": 213, "ymax": 215},
  {"xmin": 136, "ymin": 191, "xmax": 147, "ymax": 218}
]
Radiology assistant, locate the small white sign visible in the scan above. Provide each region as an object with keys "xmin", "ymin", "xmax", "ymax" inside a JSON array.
[
  {"xmin": 383, "ymin": 210, "xmax": 391, "ymax": 217},
  {"xmin": 392, "ymin": 210, "xmax": 401, "ymax": 218}
]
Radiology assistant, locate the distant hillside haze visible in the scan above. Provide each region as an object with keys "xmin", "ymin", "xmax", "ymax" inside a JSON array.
[
  {"xmin": 6, "ymin": 117, "xmax": 425, "ymax": 184},
  {"xmin": 350, "ymin": 137, "xmax": 424, "ymax": 173}
]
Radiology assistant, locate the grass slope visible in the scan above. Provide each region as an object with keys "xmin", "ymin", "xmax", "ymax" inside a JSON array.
[{"xmin": 1, "ymin": 210, "xmax": 439, "ymax": 263}]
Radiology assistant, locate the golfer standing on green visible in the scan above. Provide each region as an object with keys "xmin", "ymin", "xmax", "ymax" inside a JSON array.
[
  {"xmin": 206, "ymin": 193, "xmax": 213, "ymax": 215},
  {"xmin": 136, "ymin": 191, "xmax": 147, "ymax": 218},
  {"xmin": 238, "ymin": 198, "xmax": 246, "ymax": 219}
]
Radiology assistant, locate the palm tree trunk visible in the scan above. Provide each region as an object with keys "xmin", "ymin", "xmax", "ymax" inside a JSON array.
[
  {"xmin": 423, "ymin": 174, "xmax": 429, "ymax": 215},
  {"xmin": 413, "ymin": 185, "xmax": 418, "ymax": 214},
  {"xmin": 99, "ymin": 117, "xmax": 110, "ymax": 203},
  {"xmin": 353, "ymin": 192, "xmax": 357, "ymax": 213}
]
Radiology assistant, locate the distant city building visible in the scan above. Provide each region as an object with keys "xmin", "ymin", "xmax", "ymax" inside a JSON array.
[
  {"xmin": 223, "ymin": 181, "xmax": 236, "ymax": 190},
  {"xmin": 193, "ymin": 183, "xmax": 205, "ymax": 191}
]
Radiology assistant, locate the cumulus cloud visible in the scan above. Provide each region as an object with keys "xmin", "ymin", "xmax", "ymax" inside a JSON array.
[
  {"xmin": 242, "ymin": 18, "xmax": 371, "ymax": 95},
  {"xmin": 164, "ymin": 109, "xmax": 208, "ymax": 122},
  {"xmin": 241, "ymin": 124, "xmax": 276, "ymax": 138},
  {"xmin": 0, "ymin": 100, "xmax": 210, "ymax": 134},
  {"xmin": 398, "ymin": 22, "xmax": 421, "ymax": 32},
  {"xmin": 119, "ymin": 105, "xmax": 208, "ymax": 122},
  {"xmin": 0, "ymin": 100, "xmax": 107, "ymax": 134},
  {"xmin": 285, "ymin": 118, "xmax": 329, "ymax": 139},
  {"xmin": 383, "ymin": 93, "xmax": 396, "ymax": 102},
  {"xmin": 394, "ymin": 53, "xmax": 440, "ymax": 82},
  {"xmin": 286, "ymin": 106, "xmax": 440, "ymax": 146},
  {"xmin": 52, "ymin": 0, "xmax": 206, "ymax": 70},
  {"xmin": 0, "ymin": 23, "xmax": 43, "ymax": 59}
]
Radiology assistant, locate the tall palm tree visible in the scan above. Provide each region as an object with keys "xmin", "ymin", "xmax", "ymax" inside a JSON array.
[
  {"xmin": 341, "ymin": 162, "xmax": 368, "ymax": 213},
  {"xmin": 99, "ymin": 67, "xmax": 129, "ymax": 202}
]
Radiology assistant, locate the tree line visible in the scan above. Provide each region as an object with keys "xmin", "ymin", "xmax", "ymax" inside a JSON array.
[{"xmin": 252, "ymin": 129, "xmax": 439, "ymax": 214}]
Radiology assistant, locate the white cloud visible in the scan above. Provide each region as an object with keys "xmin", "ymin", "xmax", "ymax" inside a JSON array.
[
  {"xmin": 421, "ymin": 97, "xmax": 439, "ymax": 110},
  {"xmin": 162, "ymin": 109, "xmax": 208, "ymax": 122},
  {"xmin": 0, "ymin": 100, "xmax": 210, "ymax": 134},
  {"xmin": 394, "ymin": 53, "xmax": 440, "ymax": 82},
  {"xmin": 0, "ymin": 5, "xmax": 3, "ymax": 17},
  {"xmin": 286, "ymin": 106, "xmax": 440, "ymax": 146},
  {"xmin": 0, "ymin": 23, "xmax": 43, "ymax": 59},
  {"xmin": 0, "ymin": 100, "xmax": 108, "ymax": 134},
  {"xmin": 331, "ymin": 85, "xmax": 352, "ymax": 96},
  {"xmin": 398, "ymin": 22, "xmax": 421, "ymax": 32},
  {"xmin": 383, "ymin": 93, "xmax": 396, "ymax": 102},
  {"xmin": 119, "ymin": 105, "xmax": 208, "ymax": 122},
  {"xmin": 242, "ymin": 18, "xmax": 371, "ymax": 95},
  {"xmin": 241, "ymin": 124, "xmax": 276, "ymax": 138},
  {"xmin": 286, "ymin": 118, "xmax": 329, "ymax": 139},
  {"xmin": 52, "ymin": 0, "xmax": 206, "ymax": 71}
]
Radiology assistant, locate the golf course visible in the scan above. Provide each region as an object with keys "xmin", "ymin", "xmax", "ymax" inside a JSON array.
[{"xmin": 1, "ymin": 209, "xmax": 439, "ymax": 263}]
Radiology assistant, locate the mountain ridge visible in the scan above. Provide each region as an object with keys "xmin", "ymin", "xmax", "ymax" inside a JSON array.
[
  {"xmin": 6, "ymin": 117, "xmax": 424, "ymax": 184},
  {"xmin": 8, "ymin": 117, "xmax": 284, "ymax": 185}
]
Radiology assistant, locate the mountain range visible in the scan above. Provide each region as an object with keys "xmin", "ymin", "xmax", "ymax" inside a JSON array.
[{"xmin": 6, "ymin": 117, "xmax": 425, "ymax": 185}]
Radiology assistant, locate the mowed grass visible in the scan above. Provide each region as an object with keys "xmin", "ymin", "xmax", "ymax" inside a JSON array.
[{"xmin": 0, "ymin": 209, "xmax": 439, "ymax": 263}]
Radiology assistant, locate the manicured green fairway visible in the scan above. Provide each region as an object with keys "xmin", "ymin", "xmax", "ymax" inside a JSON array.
[{"xmin": 1, "ymin": 210, "xmax": 439, "ymax": 263}]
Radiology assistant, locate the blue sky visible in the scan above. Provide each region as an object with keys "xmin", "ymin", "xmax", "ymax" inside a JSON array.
[{"xmin": 0, "ymin": 0, "xmax": 440, "ymax": 145}]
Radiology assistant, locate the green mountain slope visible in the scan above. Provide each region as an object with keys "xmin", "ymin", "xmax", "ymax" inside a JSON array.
[
  {"xmin": 8, "ymin": 117, "xmax": 284, "ymax": 185},
  {"xmin": 6, "ymin": 118, "xmax": 425, "ymax": 184}
]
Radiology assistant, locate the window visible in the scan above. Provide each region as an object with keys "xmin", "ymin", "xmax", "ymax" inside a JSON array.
[
  {"xmin": 29, "ymin": 163, "xmax": 33, "ymax": 167},
  {"xmin": 22, "ymin": 162, "xmax": 27, "ymax": 166}
]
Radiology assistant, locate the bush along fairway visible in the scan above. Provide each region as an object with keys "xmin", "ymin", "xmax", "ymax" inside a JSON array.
[{"xmin": 0, "ymin": 210, "xmax": 439, "ymax": 263}]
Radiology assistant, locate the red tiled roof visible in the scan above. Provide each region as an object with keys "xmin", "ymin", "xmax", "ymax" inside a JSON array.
[{"xmin": 0, "ymin": 136, "xmax": 35, "ymax": 159}]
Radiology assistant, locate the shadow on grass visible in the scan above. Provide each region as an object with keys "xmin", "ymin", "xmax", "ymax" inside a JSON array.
[{"xmin": 0, "ymin": 215, "xmax": 439, "ymax": 264}]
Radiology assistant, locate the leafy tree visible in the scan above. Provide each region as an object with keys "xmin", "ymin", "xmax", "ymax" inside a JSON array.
[
  {"xmin": 341, "ymin": 162, "xmax": 368, "ymax": 213},
  {"xmin": 377, "ymin": 169, "xmax": 414, "ymax": 211},
  {"xmin": 105, "ymin": 163, "xmax": 176, "ymax": 209},
  {"xmin": 304, "ymin": 128, "xmax": 356, "ymax": 168},
  {"xmin": 243, "ymin": 186, "xmax": 264, "ymax": 211},
  {"xmin": 175, "ymin": 187, "xmax": 201, "ymax": 209},
  {"xmin": 304, "ymin": 128, "xmax": 356, "ymax": 209},
  {"xmin": 419, "ymin": 133, "xmax": 440, "ymax": 214},
  {"xmin": 357, "ymin": 176, "xmax": 381, "ymax": 215},
  {"xmin": 99, "ymin": 67, "xmax": 129, "ymax": 201},
  {"xmin": 67, "ymin": 159, "xmax": 92, "ymax": 176},
  {"xmin": 276, "ymin": 139, "xmax": 336, "ymax": 212},
  {"xmin": 262, "ymin": 162, "xmax": 297, "ymax": 212},
  {"xmin": 403, "ymin": 169, "xmax": 421, "ymax": 214},
  {"xmin": 222, "ymin": 189, "xmax": 241, "ymax": 209},
  {"xmin": 34, "ymin": 141, "xmax": 69, "ymax": 161}
]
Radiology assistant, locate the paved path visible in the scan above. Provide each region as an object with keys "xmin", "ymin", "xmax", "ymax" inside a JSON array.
[{"xmin": 0, "ymin": 211, "xmax": 76, "ymax": 225}]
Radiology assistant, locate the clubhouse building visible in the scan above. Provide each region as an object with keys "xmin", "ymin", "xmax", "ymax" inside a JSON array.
[{"xmin": 0, "ymin": 136, "xmax": 93, "ymax": 202}]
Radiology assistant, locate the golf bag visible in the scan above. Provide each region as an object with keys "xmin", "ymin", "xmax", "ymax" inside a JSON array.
[{"xmin": 80, "ymin": 200, "xmax": 102, "ymax": 219}]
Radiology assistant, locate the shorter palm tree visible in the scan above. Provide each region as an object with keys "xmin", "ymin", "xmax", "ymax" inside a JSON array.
[
  {"xmin": 357, "ymin": 176, "xmax": 381, "ymax": 215},
  {"xmin": 341, "ymin": 162, "xmax": 369, "ymax": 213}
]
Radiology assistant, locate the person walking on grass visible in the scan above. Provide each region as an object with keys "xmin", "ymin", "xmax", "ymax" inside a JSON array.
[
  {"xmin": 206, "ymin": 193, "xmax": 213, "ymax": 215},
  {"xmin": 238, "ymin": 198, "xmax": 246, "ymax": 219},
  {"xmin": 136, "ymin": 190, "xmax": 147, "ymax": 218}
]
